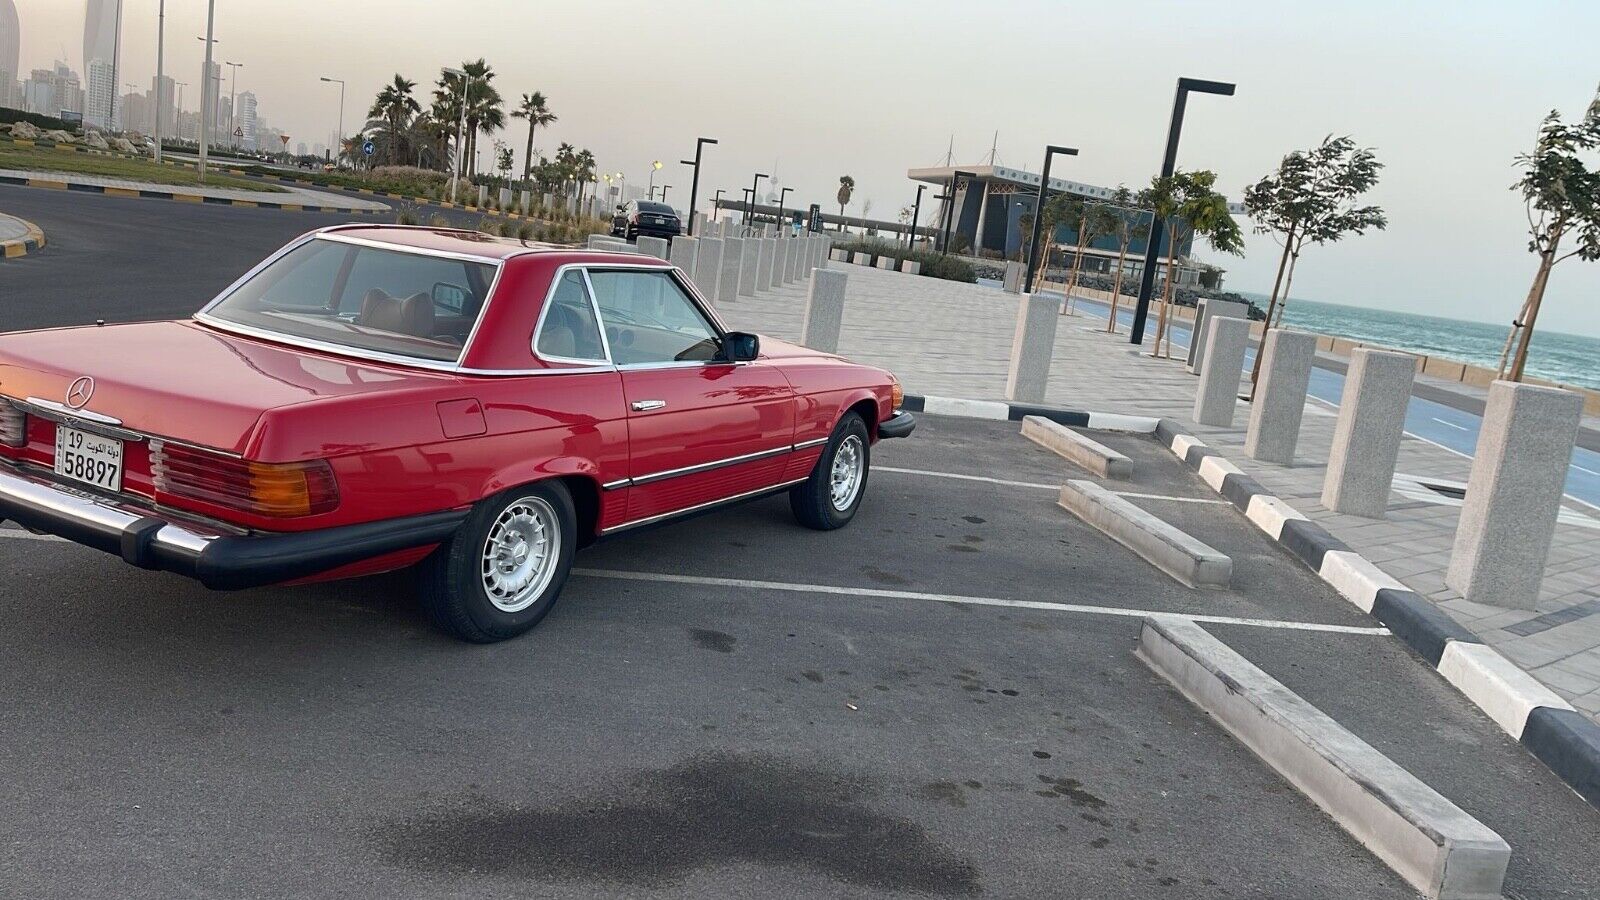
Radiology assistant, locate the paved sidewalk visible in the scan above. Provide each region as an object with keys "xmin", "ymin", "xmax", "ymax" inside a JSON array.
[
  {"xmin": 717, "ymin": 260, "xmax": 1600, "ymax": 721},
  {"xmin": 0, "ymin": 168, "xmax": 391, "ymax": 211}
]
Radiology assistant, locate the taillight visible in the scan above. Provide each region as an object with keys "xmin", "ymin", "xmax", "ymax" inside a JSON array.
[
  {"xmin": 151, "ymin": 441, "xmax": 339, "ymax": 518},
  {"xmin": 0, "ymin": 400, "xmax": 24, "ymax": 447}
]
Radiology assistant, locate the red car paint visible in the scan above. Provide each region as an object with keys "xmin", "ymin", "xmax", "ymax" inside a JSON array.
[{"xmin": 0, "ymin": 226, "xmax": 899, "ymax": 585}]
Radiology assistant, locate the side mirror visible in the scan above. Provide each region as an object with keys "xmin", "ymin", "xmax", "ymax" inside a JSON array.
[
  {"xmin": 721, "ymin": 331, "xmax": 760, "ymax": 362},
  {"xmin": 431, "ymin": 282, "xmax": 469, "ymax": 313}
]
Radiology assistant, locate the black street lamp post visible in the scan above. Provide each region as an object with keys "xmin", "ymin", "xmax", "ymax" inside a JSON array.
[
  {"xmin": 776, "ymin": 187, "xmax": 793, "ymax": 231},
  {"xmin": 908, "ymin": 183, "xmax": 926, "ymax": 249},
  {"xmin": 681, "ymin": 137, "xmax": 716, "ymax": 236},
  {"xmin": 1128, "ymin": 77, "xmax": 1236, "ymax": 344},
  {"xmin": 748, "ymin": 173, "xmax": 768, "ymax": 230},
  {"xmin": 1023, "ymin": 144, "xmax": 1079, "ymax": 295}
]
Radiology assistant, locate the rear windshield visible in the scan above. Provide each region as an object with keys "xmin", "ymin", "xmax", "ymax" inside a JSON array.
[
  {"xmin": 636, "ymin": 202, "xmax": 675, "ymax": 214},
  {"xmin": 204, "ymin": 238, "xmax": 496, "ymax": 363}
]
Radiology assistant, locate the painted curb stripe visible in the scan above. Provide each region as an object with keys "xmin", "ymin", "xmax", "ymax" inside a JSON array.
[
  {"xmin": 1156, "ymin": 421, "xmax": 1600, "ymax": 809},
  {"xmin": 899, "ymin": 395, "xmax": 1156, "ymax": 434},
  {"xmin": 1, "ymin": 171, "xmax": 382, "ymax": 213}
]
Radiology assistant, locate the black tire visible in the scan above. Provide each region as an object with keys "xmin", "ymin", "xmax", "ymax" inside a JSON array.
[
  {"xmin": 791, "ymin": 413, "xmax": 871, "ymax": 531},
  {"xmin": 418, "ymin": 480, "xmax": 577, "ymax": 643}
]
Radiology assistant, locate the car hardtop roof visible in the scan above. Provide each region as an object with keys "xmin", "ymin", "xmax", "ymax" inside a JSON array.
[{"xmin": 313, "ymin": 224, "xmax": 674, "ymax": 267}]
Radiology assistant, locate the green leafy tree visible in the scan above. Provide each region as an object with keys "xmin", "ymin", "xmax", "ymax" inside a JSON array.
[
  {"xmin": 1145, "ymin": 170, "xmax": 1244, "ymax": 358},
  {"xmin": 1498, "ymin": 86, "xmax": 1600, "ymax": 381},
  {"xmin": 1045, "ymin": 194, "xmax": 1119, "ymax": 313},
  {"xmin": 1242, "ymin": 135, "xmax": 1385, "ymax": 387},
  {"xmin": 1104, "ymin": 186, "xmax": 1148, "ymax": 333},
  {"xmin": 837, "ymin": 175, "xmax": 855, "ymax": 226},
  {"xmin": 365, "ymin": 75, "xmax": 420, "ymax": 167},
  {"xmin": 511, "ymin": 91, "xmax": 556, "ymax": 182}
]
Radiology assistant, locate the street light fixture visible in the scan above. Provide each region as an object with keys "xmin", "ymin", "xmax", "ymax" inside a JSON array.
[
  {"xmin": 1023, "ymin": 144, "xmax": 1080, "ymax": 295},
  {"xmin": 908, "ymin": 183, "xmax": 927, "ymax": 249},
  {"xmin": 647, "ymin": 159, "xmax": 663, "ymax": 196},
  {"xmin": 712, "ymin": 188, "xmax": 726, "ymax": 222},
  {"xmin": 680, "ymin": 136, "xmax": 717, "ymax": 236},
  {"xmin": 747, "ymin": 173, "xmax": 768, "ymax": 229},
  {"xmin": 319, "ymin": 75, "xmax": 345, "ymax": 169},
  {"xmin": 776, "ymin": 187, "xmax": 793, "ymax": 232},
  {"xmin": 1128, "ymin": 76, "xmax": 1236, "ymax": 345},
  {"xmin": 153, "ymin": 0, "xmax": 166, "ymax": 162}
]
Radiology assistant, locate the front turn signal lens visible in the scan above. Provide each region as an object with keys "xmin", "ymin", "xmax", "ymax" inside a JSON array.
[{"xmin": 890, "ymin": 377, "xmax": 904, "ymax": 412}]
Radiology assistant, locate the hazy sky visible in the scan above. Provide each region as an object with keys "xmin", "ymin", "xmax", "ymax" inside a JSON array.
[{"xmin": 12, "ymin": 0, "xmax": 1600, "ymax": 337}]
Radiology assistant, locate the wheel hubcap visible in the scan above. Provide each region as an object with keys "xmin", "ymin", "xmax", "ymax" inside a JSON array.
[
  {"xmin": 481, "ymin": 497, "xmax": 560, "ymax": 612},
  {"xmin": 830, "ymin": 435, "xmax": 865, "ymax": 511}
]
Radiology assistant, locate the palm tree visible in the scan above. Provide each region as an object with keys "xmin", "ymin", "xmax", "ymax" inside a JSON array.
[
  {"xmin": 366, "ymin": 75, "xmax": 420, "ymax": 167},
  {"xmin": 574, "ymin": 148, "xmax": 596, "ymax": 207},
  {"xmin": 462, "ymin": 59, "xmax": 503, "ymax": 178},
  {"xmin": 511, "ymin": 91, "xmax": 557, "ymax": 182},
  {"xmin": 837, "ymin": 175, "xmax": 855, "ymax": 228}
]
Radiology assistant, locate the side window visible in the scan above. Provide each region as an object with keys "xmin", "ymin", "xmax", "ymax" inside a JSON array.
[
  {"xmin": 588, "ymin": 270, "xmax": 721, "ymax": 366},
  {"xmin": 535, "ymin": 270, "xmax": 606, "ymax": 363},
  {"xmin": 253, "ymin": 240, "xmax": 350, "ymax": 309}
]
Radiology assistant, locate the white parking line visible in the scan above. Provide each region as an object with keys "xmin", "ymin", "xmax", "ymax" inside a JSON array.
[
  {"xmin": 876, "ymin": 465, "xmax": 1229, "ymax": 505},
  {"xmin": 1573, "ymin": 465, "xmax": 1600, "ymax": 477},
  {"xmin": 1431, "ymin": 417, "xmax": 1470, "ymax": 431},
  {"xmin": 1114, "ymin": 491, "xmax": 1231, "ymax": 505},
  {"xmin": 573, "ymin": 568, "xmax": 1392, "ymax": 635}
]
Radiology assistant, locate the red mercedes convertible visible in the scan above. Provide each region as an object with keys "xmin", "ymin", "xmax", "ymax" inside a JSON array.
[{"xmin": 0, "ymin": 225, "xmax": 913, "ymax": 642}]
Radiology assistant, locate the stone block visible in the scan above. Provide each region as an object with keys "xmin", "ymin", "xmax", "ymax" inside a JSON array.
[
  {"xmin": 719, "ymin": 237, "xmax": 745, "ymax": 303},
  {"xmin": 1192, "ymin": 316, "xmax": 1250, "ymax": 427},
  {"xmin": 669, "ymin": 235, "xmax": 697, "ymax": 273},
  {"xmin": 1187, "ymin": 298, "xmax": 1250, "ymax": 374},
  {"xmin": 1004, "ymin": 292, "xmax": 1061, "ymax": 404},
  {"xmin": 800, "ymin": 269, "xmax": 848, "ymax": 353},
  {"xmin": 693, "ymin": 237, "xmax": 723, "ymax": 303},
  {"xmin": 1321, "ymin": 348, "xmax": 1415, "ymax": 517},
  {"xmin": 636, "ymin": 235, "xmax": 669, "ymax": 260},
  {"xmin": 1245, "ymin": 329, "xmax": 1318, "ymax": 463},
  {"xmin": 1446, "ymin": 381, "xmax": 1583, "ymax": 609},
  {"xmin": 756, "ymin": 238, "xmax": 776, "ymax": 290}
]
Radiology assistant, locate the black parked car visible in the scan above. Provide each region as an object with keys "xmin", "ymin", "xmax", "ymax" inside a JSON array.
[{"xmin": 611, "ymin": 200, "xmax": 682, "ymax": 241}]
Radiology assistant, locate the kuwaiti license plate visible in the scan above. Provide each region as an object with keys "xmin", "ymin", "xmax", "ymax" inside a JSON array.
[{"xmin": 55, "ymin": 425, "xmax": 124, "ymax": 492}]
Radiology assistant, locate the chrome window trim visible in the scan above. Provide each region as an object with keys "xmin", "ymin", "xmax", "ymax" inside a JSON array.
[
  {"xmin": 529, "ymin": 263, "xmax": 611, "ymax": 367},
  {"xmin": 193, "ymin": 232, "xmax": 507, "ymax": 371},
  {"xmin": 600, "ymin": 478, "xmax": 807, "ymax": 534}
]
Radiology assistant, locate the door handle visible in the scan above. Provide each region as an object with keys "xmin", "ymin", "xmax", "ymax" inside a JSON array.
[{"xmin": 631, "ymin": 400, "xmax": 667, "ymax": 412}]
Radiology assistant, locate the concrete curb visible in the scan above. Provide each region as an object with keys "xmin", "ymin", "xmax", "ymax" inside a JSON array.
[
  {"xmin": 1154, "ymin": 417, "xmax": 1600, "ymax": 809},
  {"xmin": 0, "ymin": 173, "xmax": 388, "ymax": 214},
  {"xmin": 0, "ymin": 213, "xmax": 45, "ymax": 259},
  {"xmin": 1137, "ymin": 616, "xmax": 1511, "ymax": 899},
  {"xmin": 1021, "ymin": 416, "xmax": 1132, "ymax": 479},
  {"xmin": 901, "ymin": 394, "xmax": 1159, "ymax": 433},
  {"xmin": 1058, "ymin": 480, "xmax": 1231, "ymax": 588}
]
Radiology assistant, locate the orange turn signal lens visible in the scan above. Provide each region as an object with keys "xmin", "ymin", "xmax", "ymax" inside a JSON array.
[
  {"xmin": 890, "ymin": 378, "xmax": 904, "ymax": 412},
  {"xmin": 152, "ymin": 442, "xmax": 339, "ymax": 518}
]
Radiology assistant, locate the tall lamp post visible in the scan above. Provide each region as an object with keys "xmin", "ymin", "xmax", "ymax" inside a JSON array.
[
  {"xmin": 658, "ymin": 185, "xmax": 671, "ymax": 203},
  {"xmin": 153, "ymin": 0, "xmax": 165, "ymax": 162},
  {"xmin": 646, "ymin": 160, "xmax": 663, "ymax": 196},
  {"xmin": 319, "ymin": 75, "xmax": 345, "ymax": 168},
  {"xmin": 1128, "ymin": 76, "xmax": 1236, "ymax": 344},
  {"xmin": 747, "ymin": 173, "xmax": 768, "ymax": 229},
  {"xmin": 224, "ymin": 61, "xmax": 242, "ymax": 149},
  {"xmin": 680, "ymin": 137, "xmax": 717, "ymax": 236},
  {"xmin": 776, "ymin": 187, "xmax": 793, "ymax": 231},
  {"xmin": 1023, "ymin": 144, "xmax": 1079, "ymax": 295},
  {"xmin": 712, "ymin": 188, "xmax": 726, "ymax": 222},
  {"xmin": 907, "ymin": 183, "xmax": 926, "ymax": 249},
  {"xmin": 196, "ymin": 0, "xmax": 216, "ymax": 181}
]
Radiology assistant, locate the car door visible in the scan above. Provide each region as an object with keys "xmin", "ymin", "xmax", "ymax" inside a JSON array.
[{"xmin": 585, "ymin": 266, "xmax": 796, "ymax": 526}]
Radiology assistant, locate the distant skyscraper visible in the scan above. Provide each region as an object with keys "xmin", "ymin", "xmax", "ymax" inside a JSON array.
[
  {"xmin": 151, "ymin": 74, "xmax": 175, "ymax": 138},
  {"xmin": 0, "ymin": 0, "xmax": 20, "ymax": 107},
  {"xmin": 83, "ymin": 0, "xmax": 117, "ymax": 73},
  {"xmin": 237, "ymin": 90, "xmax": 257, "ymax": 150},
  {"xmin": 85, "ymin": 58, "xmax": 113, "ymax": 129},
  {"xmin": 201, "ymin": 58, "xmax": 221, "ymax": 132}
]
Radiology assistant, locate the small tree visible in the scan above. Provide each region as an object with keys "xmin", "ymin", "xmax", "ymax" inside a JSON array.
[
  {"xmin": 1104, "ymin": 186, "xmax": 1147, "ymax": 333},
  {"xmin": 1242, "ymin": 135, "xmax": 1385, "ymax": 388},
  {"xmin": 1061, "ymin": 200, "xmax": 1120, "ymax": 313},
  {"xmin": 1499, "ymin": 86, "xmax": 1600, "ymax": 381},
  {"xmin": 1146, "ymin": 170, "xmax": 1244, "ymax": 358},
  {"xmin": 837, "ymin": 175, "xmax": 855, "ymax": 226}
]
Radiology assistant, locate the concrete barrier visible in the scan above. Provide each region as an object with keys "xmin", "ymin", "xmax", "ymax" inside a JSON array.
[
  {"xmin": 1002, "ymin": 260, "xmax": 1025, "ymax": 293},
  {"xmin": 636, "ymin": 236, "xmax": 669, "ymax": 260},
  {"xmin": 1245, "ymin": 329, "xmax": 1318, "ymax": 463},
  {"xmin": 1021, "ymin": 416, "xmax": 1132, "ymax": 479},
  {"xmin": 801, "ymin": 269, "xmax": 848, "ymax": 353},
  {"xmin": 738, "ymin": 238, "xmax": 759, "ymax": 297},
  {"xmin": 1187, "ymin": 298, "xmax": 1250, "ymax": 374},
  {"xmin": 693, "ymin": 237, "xmax": 723, "ymax": 303},
  {"xmin": 519, "ymin": 190, "xmax": 531, "ymax": 216},
  {"xmin": 586, "ymin": 234, "xmax": 613, "ymax": 250},
  {"xmin": 774, "ymin": 238, "xmax": 791, "ymax": 287},
  {"xmin": 756, "ymin": 237, "xmax": 776, "ymax": 289},
  {"xmin": 1058, "ymin": 480, "xmax": 1231, "ymax": 588},
  {"xmin": 903, "ymin": 260, "xmax": 922, "ymax": 276},
  {"xmin": 669, "ymin": 235, "xmax": 697, "ymax": 274},
  {"xmin": 1004, "ymin": 293, "xmax": 1061, "ymax": 404},
  {"xmin": 1193, "ymin": 316, "xmax": 1250, "ymax": 427},
  {"xmin": 1322, "ymin": 348, "xmax": 1415, "ymax": 518},
  {"xmin": 1446, "ymin": 381, "xmax": 1583, "ymax": 609},
  {"xmin": 477, "ymin": 185, "xmax": 488, "ymax": 208},
  {"xmin": 719, "ymin": 237, "xmax": 744, "ymax": 304},
  {"xmin": 1137, "ymin": 616, "xmax": 1510, "ymax": 900},
  {"xmin": 876, "ymin": 255, "xmax": 897, "ymax": 270}
]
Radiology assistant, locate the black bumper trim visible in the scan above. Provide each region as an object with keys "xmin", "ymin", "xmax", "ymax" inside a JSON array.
[{"xmin": 879, "ymin": 411, "xmax": 917, "ymax": 439}]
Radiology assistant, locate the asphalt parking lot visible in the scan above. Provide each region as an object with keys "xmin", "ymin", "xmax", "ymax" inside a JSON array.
[{"xmin": 4, "ymin": 414, "xmax": 1598, "ymax": 898}]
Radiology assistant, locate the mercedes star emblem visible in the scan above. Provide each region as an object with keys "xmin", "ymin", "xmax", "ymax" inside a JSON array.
[{"xmin": 65, "ymin": 376, "xmax": 95, "ymax": 411}]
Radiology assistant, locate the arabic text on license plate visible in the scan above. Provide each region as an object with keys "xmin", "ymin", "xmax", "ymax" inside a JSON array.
[{"xmin": 55, "ymin": 425, "xmax": 124, "ymax": 492}]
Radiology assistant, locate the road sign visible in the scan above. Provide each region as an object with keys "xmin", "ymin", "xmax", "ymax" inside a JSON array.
[
  {"xmin": 233, "ymin": 126, "xmax": 243, "ymax": 138},
  {"xmin": 279, "ymin": 135, "xmax": 290, "ymax": 148},
  {"xmin": 362, "ymin": 140, "xmax": 374, "ymax": 156}
]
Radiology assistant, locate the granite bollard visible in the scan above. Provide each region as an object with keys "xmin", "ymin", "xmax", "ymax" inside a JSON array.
[
  {"xmin": 757, "ymin": 238, "xmax": 776, "ymax": 290},
  {"xmin": 586, "ymin": 234, "xmax": 612, "ymax": 250},
  {"xmin": 1446, "ymin": 381, "xmax": 1583, "ymax": 609},
  {"xmin": 1188, "ymin": 298, "xmax": 1251, "ymax": 374},
  {"xmin": 1192, "ymin": 316, "xmax": 1250, "ymax": 427},
  {"xmin": 519, "ymin": 190, "xmax": 531, "ymax": 216},
  {"xmin": 636, "ymin": 236, "xmax": 669, "ymax": 260},
  {"xmin": 476, "ymin": 185, "xmax": 488, "ymax": 208},
  {"xmin": 542, "ymin": 191, "xmax": 553, "ymax": 211},
  {"xmin": 773, "ymin": 238, "xmax": 790, "ymax": 288},
  {"xmin": 1245, "ymin": 329, "xmax": 1318, "ymax": 463},
  {"xmin": 1004, "ymin": 293, "xmax": 1062, "ymax": 404},
  {"xmin": 1321, "ymin": 348, "xmax": 1416, "ymax": 518},
  {"xmin": 719, "ymin": 237, "xmax": 745, "ymax": 304},
  {"xmin": 801, "ymin": 269, "xmax": 849, "ymax": 353},
  {"xmin": 1002, "ymin": 260, "xmax": 1025, "ymax": 294},
  {"xmin": 738, "ymin": 238, "xmax": 759, "ymax": 296},
  {"xmin": 693, "ymin": 237, "xmax": 723, "ymax": 302},
  {"xmin": 669, "ymin": 235, "xmax": 697, "ymax": 273}
]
